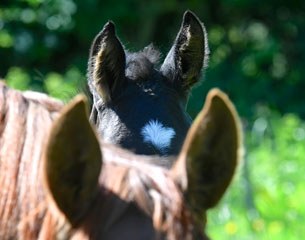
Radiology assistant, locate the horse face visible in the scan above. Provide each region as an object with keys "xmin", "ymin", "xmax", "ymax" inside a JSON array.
[
  {"xmin": 90, "ymin": 69, "xmax": 192, "ymax": 156},
  {"xmin": 87, "ymin": 11, "xmax": 209, "ymax": 156}
]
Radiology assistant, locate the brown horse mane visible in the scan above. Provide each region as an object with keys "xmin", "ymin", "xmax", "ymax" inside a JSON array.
[
  {"xmin": 0, "ymin": 81, "xmax": 65, "ymax": 239},
  {"xmin": 0, "ymin": 81, "xmax": 204, "ymax": 239},
  {"xmin": 72, "ymin": 151, "xmax": 199, "ymax": 239},
  {"xmin": 96, "ymin": 148, "xmax": 201, "ymax": 239}
]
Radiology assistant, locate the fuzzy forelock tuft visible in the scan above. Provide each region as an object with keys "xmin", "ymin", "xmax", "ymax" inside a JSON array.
[{"xmin": 125, "ymin": 45, "xmax": 161, "ymax": 81}]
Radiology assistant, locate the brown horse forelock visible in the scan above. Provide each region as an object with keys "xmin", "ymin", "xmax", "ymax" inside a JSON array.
[
  {"xmin": 0, "ymin": 82, "xmax": 204, "ymax": 239},
  {"xmin": 79, "ymin": 148, "xmax": 202, "ymax": 239}
]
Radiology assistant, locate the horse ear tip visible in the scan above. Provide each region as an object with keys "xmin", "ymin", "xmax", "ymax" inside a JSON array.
[
  {"xmin": 183, "ymin": 10, "xmax": 200, "ymax": 25},
  {"xmin": 183, "ymin": 10, "xmax": 195, "ymax": 18},
  {"xmin": 103, "ymin": 21, "xmax": 116, "ymax": 34},
  {"xmin": 70, "ymin": 94, "xmax": 88, "ymax": 108},
  {"xmin": 61, "ymin": 94, "xmax": 88, "ymax": 118},
  {"xmin": 207, "ymin": 88, "xmax": 228, "ymax": 102}
]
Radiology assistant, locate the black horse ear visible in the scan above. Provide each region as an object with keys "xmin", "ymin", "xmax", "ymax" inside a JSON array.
[
  {"xmin": 161, "ymin": 11, "xmax": 209, "ymax": 94},
  {"xmin": 87, "ymin": 21, "xmax": 126, "ymax": 104}
]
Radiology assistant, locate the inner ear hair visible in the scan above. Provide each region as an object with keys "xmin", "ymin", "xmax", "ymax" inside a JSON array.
[
  {"xmin": 161, "ymin": 11, "xmax": 209, "ymax": 94},
  {"xmin": 179, "ymin": 11, "xmax": 209, "ymax": 90},
  {"xmin": 88, "ymin": 21, "xmax": 126, "ymax": 104}
]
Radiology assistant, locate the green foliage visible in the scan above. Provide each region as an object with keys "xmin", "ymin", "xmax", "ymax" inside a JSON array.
[
  {"xmin": 1, "ymin": 0, "xmax": 304, "ymax": 118},
  {"xmin": 208, "ymin": 110, "xmax": 305, "ymax": 239},
  {"xmin": 5, "ymin": 67, "xmax": 31, "ymax": 90},
  {"xmin": 0, "ymin": 30, "xmax": 14, "ymax": 48},
  {"xmin": 44, "ymin": 67, "xmax": 83, "ymax": 101},
  {"xmin": 5, "ymin": 65, "xmax": 82, "ymax": 101}
]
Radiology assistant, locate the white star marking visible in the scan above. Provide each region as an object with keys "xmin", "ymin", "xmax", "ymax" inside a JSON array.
[{"xmin": 141, "ymin": 120, "xmax": 176, "ymax": 153}]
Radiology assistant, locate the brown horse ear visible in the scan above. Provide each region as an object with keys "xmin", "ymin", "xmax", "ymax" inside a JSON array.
[
  {"xmin": 87, "ymin": 21, "xmax": 126, "ymax": 104},
  {"xmin": 45, "ymin": 95, "xmax": 102, "ymax": 225},
  {"xmin": 171, "ymin": 89, "xmax": 241, "ymax": 217},
  {"xmin": 161, "ymin": 11, "xmax": 209, "ymax": 93}
]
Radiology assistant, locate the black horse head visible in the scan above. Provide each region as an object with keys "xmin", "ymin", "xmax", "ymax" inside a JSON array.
[{"xmin": 87, "ymin": 11, "xmax": 209, "ymax": 156}]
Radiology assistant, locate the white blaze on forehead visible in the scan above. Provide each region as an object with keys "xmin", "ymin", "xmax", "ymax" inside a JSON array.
[{"xmin": 141, "ymin": 120, "xmax": 176, "ymax": 153}]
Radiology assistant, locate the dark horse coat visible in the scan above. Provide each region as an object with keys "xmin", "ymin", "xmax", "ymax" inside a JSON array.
[{"xmin": 88, "ymin": 11, "xmax": 209, "ymax": 156}]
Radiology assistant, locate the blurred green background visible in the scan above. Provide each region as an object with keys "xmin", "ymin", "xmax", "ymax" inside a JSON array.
[{"xmin": 0, "ymin": 0, "xmax": 304, "ymax": 239}]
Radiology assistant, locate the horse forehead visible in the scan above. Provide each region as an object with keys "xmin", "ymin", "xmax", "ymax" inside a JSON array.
[
  {"xmin": 112, "ymin": 79, "xmax": 181, "ymax": 119},
  {"xmin": 125, "ymin": 46, "xmax": 161, "ymax": 80},
  {"xmin": 115, "ymin": 85, "xmax": 189, "ymax": 152}
]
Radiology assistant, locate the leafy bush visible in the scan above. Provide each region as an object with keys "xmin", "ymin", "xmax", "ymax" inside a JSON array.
[
  {"xmin": 1, "ymin": 0, "xmax": 305, "ymax": 119},
  {"xmin": 208, "ymin": 109, "xmax": 305, "ymax": 239},
  {"xmin": 5, "ymin": 65, "xmax": 83, "ymax": 101},
  {"xmin": 43, "ymin": 67, "xmax": 83, "ymax": 101}
]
